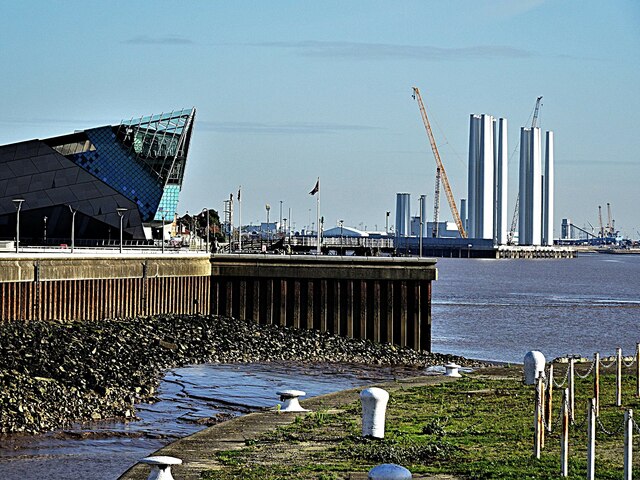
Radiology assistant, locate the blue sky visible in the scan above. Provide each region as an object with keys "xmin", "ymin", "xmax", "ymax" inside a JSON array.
[{"xmin": 1, "ymin": 1, "xmax": 639, "ymax": 237}]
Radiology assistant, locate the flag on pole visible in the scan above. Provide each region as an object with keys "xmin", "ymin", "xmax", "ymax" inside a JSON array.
[
  {"xmin": 309, "ymin": 178, "xmax": 319, "ymax": 196},
  {"xmin": 237, "ymin": 187, "xmax": 241, "ymax": 202}
]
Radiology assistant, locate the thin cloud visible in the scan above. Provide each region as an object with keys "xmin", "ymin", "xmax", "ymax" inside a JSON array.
[
  {"xmin": 123, "ymin": 35, "xmax": 194, "ymax": 45},
  {"xmin": 251, "ymin": 41, "xmax": 534, "ymax": 60},
  {"xmin": 198, "ymin": 120, "xmax": 380, "ymax": 135}
]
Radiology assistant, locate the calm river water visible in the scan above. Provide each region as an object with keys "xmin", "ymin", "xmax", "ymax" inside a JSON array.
[
  {"xmin": 432, "ymin": 252, "xmax": 640, "ymax": 363},
  {"xmin": 1, "ymin": 252, "xmax": 638, "ymax": 479}
]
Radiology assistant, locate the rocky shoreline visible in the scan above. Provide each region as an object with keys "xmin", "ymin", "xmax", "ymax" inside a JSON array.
[{"xmin": 0, "ymin": 314, "xmax": 482, "ymax": 435}]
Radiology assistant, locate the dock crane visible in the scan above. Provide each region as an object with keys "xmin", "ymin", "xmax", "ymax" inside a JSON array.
[
  {"xmin": 606, "ymin": 203, "xmax": 614, "ymax": 236},
  {"xmin": 412, "ymin": 87, "xmax": 467, "ymax": 238},
  {"xmin": 506, "ymin": 96, "xmax": 543, "ymax": 245},
  {"xmin": 598, "ymin": 205, "xmax": 604, "ymax": 237}
]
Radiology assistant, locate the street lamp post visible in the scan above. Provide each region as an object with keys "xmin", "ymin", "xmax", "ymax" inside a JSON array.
[
  {"xmin": 43, "ymin": 216, "xmax": 48, "ymax": 245},
  {"xmin": 12, "ymin": 199, "xmax": 25, "ymax": 254},
  {"xmin": 68, "ymin": 205, "xmax": 78, "ymax": 253},
  {"xmin": 385, "ymin": 211, "xmax": 390, "ymax": 234},
  {"xmin": 202, "ymin": 208, "xmax": 210, "ymax": 253},
  {"xmin": 339, "ymin": 220, "xmax": 344, "ymax": 254},
  {"xmin": 265, "ymin": 204, "xmax": 271, "ymax": 244},
  {"xmin": 467, "ymin": 243, "xmax": 472, "ymax": 258},
  {"xmin": 161, "ymin": 211, "xmax": 167, "ymax": 254},
  {"xmin": 117, "ymin": 208, "xmax": 127, "ymax": 253},
  {"xmin": 279, "ymin": 200, "xmax": 283, "ymax": 235},
  {"xmin": 283, "ymin": 218, "xmax": 287, "ymax": 249}
]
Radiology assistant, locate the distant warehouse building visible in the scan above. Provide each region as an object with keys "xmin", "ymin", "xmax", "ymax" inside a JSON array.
[{"xmin": 0, "ymin": 108, "xmax": 195, "ymax": 243}]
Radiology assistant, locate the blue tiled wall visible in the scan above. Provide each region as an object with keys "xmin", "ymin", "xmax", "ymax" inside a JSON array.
[
  {"xmin": 154, "ymin": 184, "xmax": 180, "ymax": 220},
  {"xmin": 69, "ymin": 126, "xmax": 164, "ymax": 222}
]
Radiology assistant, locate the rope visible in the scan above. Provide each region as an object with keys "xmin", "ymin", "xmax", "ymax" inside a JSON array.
[
  {"xmin": 622, "ymin": 357, "xmax": 636, "ymax": 368},
  {"xmin": 632, "ymin": 417, "xmax": 640, "ymax": 436},
  {"xmin": 575, "ymin": 361, "xmax": 596, "ymax": 379}
]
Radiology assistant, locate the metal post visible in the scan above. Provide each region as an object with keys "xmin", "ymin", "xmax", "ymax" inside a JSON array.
[
  {"xmin": 266, "ymin": 204, "xmax": 271, "ymax": 246},
  {"xmin": 279, "ymin": 200, "xmax": 283, "ymax": 235},
  {"xmin": 161, "ymin": 213, "xmax": 166, "ymax": 254},
  {"xmin": 419, "ymin": 195, "xmax": 424, "ymax": 258},
  {"xmin": 117, "ymin": 207, "xmax": 127, "ymax": 254},
  {"xmin": 68, "ymin": 205, "xmax": 77, "ymax": 253},
  {"xmin": 43, "ymin": 216, "xmax": 47, "ymax": 244},
  {"xmin": 569, "ymin": 358, "xmax": 575, "ymax": 423},
  {"xmin": 534, "ymin": 375, "xmax": 542, "ymax": 458},
  {"xmin": 636, "ymin": 343, "xmax": 640, "ymax": 398},
  {"xmin": 594, "ymin": 352, "xmax": 600, "ymax": 416},
  {"xmin": 624, "ymin": 409, "xmax": 633, "ymax": 480},
  {"xmin": 202, "ymin": 208, "xmax": 209, "ymax": 253},
  {"xmin": 385, "ymin": 211, "xmax": 390, "ymax": 234},
  {"xmin": 12, "ymin": 198, "xmax": 25, "ymax": 253},
  {"xmin": 561, "ymin": 388, "xmax": 569, "ymax": 477},
  {"xmin": 546, "ymin": 364, "xmax": 554, "ymax": 432},
  {"xmin": 586, "ymin": 398, "xmax": 595, "ymax": 480},
  {"xmin": 617, "ymin": 346, "xmax": 623, "ymax": 407}
]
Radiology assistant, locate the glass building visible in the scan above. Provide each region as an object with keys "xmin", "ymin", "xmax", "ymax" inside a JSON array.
[{"xmin": 0, "ymin": 108, "xmax": 195, "ymax": 244}]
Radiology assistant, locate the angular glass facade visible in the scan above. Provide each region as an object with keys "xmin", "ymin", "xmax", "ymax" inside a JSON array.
[{"xmin": 0, "ymin": 108, "xmax": 195, "ymax": 243}]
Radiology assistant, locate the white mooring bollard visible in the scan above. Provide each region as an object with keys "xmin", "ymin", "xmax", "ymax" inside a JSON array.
[
  {"xmin": 276, "ymin": 389, "xmax": 309, "ymax": 412},
  {"xmin": 524, "ymin": 351, "xmax": 546, "ymax": 385},
  {"xmin": 140, "ymin": 456, "xmax": 182, "ymax": 480},
  {"xmin": 361, "ymin": 387, "xmax": 389, "ymax": 439},
  {"xmin": 368, "ymin": 463, "xmax": 412, "ymax": 479},
  {"xmin": 444, "ymin": 363, "xmax": 461, "ymax": 377}
]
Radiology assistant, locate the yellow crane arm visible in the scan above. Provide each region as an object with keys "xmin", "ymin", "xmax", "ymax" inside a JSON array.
[{"xmin": 412, "ymin": 87, "xmax": 467, "ymax": 238}]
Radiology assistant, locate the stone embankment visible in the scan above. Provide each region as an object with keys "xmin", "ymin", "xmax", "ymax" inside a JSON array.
[{"xmin": 0, "ymin": 314, "xmax": 479, "ymax": 434}]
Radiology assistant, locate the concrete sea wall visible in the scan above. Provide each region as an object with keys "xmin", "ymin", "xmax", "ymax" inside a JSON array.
[
  {"xmin": 0, "ymin": 253, "xmax": 436, "ymax": 352},
  {"xmin": 0, "ymin": 254, "xmax": 211, "ymax": 321}
]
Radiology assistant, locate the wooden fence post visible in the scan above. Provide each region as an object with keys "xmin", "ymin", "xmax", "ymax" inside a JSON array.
[
  {"xmin": 586, "ymin": 398, "xmax": 596, "ymax": 480},
  {"xmin": 624, "ymin": 409, "xmax": 633, "ymax": 480},
  {"xmin": 534, "ymin": 375, "xmax": 543, "ymax": 459},
  {"xmin": 636, "ymin": 343, "xmax": 640, "ymax": 398},
  {"xmin": 561, "ymin": 388, "xmax": 569, "ymax": 477},
  {"xmin": 546, "ymin": 364, "xmax": 554, "ymax": 432},
  {"xmin": 617, "ymin": 347, "xmax": 623, "ymax": 407},
  {"xmin": 594, "ymin": 352, "xmax": 600, "ymax": 417},
  {"xmin": 569, "ymin": 358, "xmax": 575, "ymax": 423}
]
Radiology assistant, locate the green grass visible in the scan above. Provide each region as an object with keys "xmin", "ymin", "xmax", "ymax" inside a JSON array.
[{"xmin": 202, "ymin": 367, "xmax": 640, "ymax": 479}]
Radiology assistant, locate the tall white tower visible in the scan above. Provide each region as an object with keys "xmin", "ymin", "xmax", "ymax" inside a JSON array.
[
  {"xmin": 519, "ymin": 127, "xmax": 542, "ymax": 245},
  {"xmin": 395, "ymin": 193, "xmax": 411, "ymax": 237},
  {"xmin": 419, "ymin": 194, "xmax": 429, "ymax": 237},
  {"xmin": 496, "ymin": 118, "xmax": 508, "ymax": 244},
  {"xmin": 543, "ymin": 131, "xmax": 554, "ymax": 245},
  {"xmin": 467, "ymin": 114, "xmax": 496, "ymax": 240}
]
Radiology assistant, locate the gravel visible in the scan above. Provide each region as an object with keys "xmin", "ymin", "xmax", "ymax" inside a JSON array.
[{"xmin": 0, "ymin": 314, "xmax": 481, "ymax": 434}]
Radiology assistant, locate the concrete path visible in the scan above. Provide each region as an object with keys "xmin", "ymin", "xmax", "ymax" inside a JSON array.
[{"xmin": 118, "ymin": 374, "xmax": 460, "ymax": 480}]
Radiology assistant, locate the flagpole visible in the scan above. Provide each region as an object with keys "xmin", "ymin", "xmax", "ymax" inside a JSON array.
[
  {"xmin": 316, "ymin": 178, "xmax": 321, "ymax": 254},
  {"xmin": 238, "ymin": 186, "xmax": 242, "ymax": 251}
]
